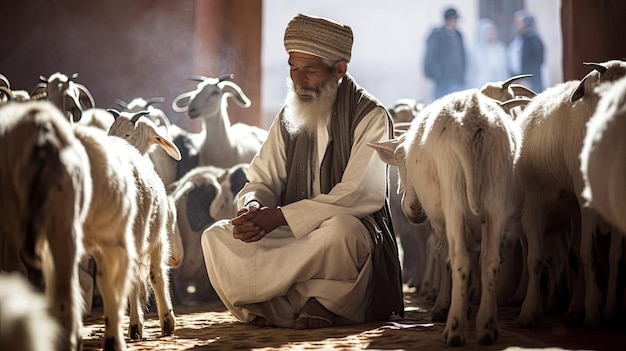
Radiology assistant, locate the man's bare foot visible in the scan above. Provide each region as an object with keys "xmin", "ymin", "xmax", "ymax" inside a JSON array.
[
  {"xmin": 250, "ymin": 316, "xmax": 274, "ymax": 327},
  {"xmin": 295, "ymin": 298, "xmax": 336, "ymax": 329}
]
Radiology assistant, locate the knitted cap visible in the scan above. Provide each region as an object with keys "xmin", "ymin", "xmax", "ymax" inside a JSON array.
[{"xmin": 284, "ymin": 13, "xmax": 353, "ymax": 62}]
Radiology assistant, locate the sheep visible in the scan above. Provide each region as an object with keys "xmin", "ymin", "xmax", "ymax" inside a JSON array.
[
  {"xmin": 0, "ymin": 272, "xmax": 60, "ymax": 351},
  {"xmin": 513, "ymin": 60, "xmax": 626, "ymax": 330},
  {"xmin": 0, "ymin": 101, "xmax": 92, "ymax": 351},
  {"xmin": 369, "ymin": 89, "xmax": 521, "ymax": 346},
  {"xmin": 168, "ymin": 163, "xmax": 248, "ymax": 305},
  {"xmin": 581, "ymin": 75, "xmax": 626, "ymax": 234},
  {"xmin": 106, "ymin": 108, "xmax": 183, "ymax": 267},
  {"xmin": 73, "ymin": 124, "xmax": 176, "ymax": 351},
  {"xmin": 30, "ymin": 72, "xmax": 95, "ymax": 123},
  {"xmin": 172, "ymin": 74, "xmax": 268, "ymax": 169}
]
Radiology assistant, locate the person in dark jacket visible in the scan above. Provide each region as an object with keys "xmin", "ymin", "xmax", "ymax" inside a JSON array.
[
  {"xmin": 507, "ymin": 9, "xmax": 545, "ymax": 92},
  {"xmin": 423, "ymin": 7, "xmax": 467, "ymax": 99}
]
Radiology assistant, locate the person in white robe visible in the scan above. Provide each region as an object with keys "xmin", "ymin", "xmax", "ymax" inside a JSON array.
[{"xmin": 201, "ymin": 13, "xmax": 403, "ymax": 330}]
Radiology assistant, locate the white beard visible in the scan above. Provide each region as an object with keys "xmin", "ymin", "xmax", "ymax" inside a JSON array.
[{"xmin": 282, "ymin": 76, "xmax": 338, "ymax": 137}]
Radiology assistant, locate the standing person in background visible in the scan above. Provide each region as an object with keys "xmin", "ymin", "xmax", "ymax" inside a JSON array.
[
  {"xmin": 201, "ymin": 13, "xmax": 403, "ymax": 330},
  {"xmin": 507, "ymin": 9, "xmax": 545, "ymax": 92},
  {"xmin": 467, "ymin": 18, "xmax": 508, "ymax": 89},
  {"xmin": 423, "ymin": 6, "xmax": 467, "ymax": 100}
]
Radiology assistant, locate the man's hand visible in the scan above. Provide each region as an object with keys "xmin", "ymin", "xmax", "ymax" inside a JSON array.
[{"xmin": 230, "ymin": 206, "xmax": 287, "ymax": 243}]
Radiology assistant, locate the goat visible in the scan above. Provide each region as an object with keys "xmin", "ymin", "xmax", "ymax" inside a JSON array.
[
  {"xmin": 0, "ymin": 272, "xmax": 60, "ymax": 351},
  {"xmin": 31, "ymin": 72, "xmax": 94, "ymax": 123},
  {"xmin": 168, "ymin": 163, "xmax": 248, "ymax": 305},
  {"xmin": 581, "ymin": 75, "xmax": 626, "ymax": 234},
  {"xmin": 0, "ymin": 74, "xmax": 31, "ymax": 103},
  {"xmin": 0, "ymin": 101, "xmax": 92, "ymax": 351},
  {"xmin": 73, "ymin": 124, "xmax": 176, "ymax": 351},
  {"xmin": 106, "ymin": 109, "xmax": 183, "ymax": 267},
  {"xmin": 172, "ymin": 74, "xmax": 268, "ymax": 169},
  {"xmin": 580, "ymin": 75, "xmax": 626, "ymax": 323},
  {"xmin": 513, "ymin": 60, "xmax": 626, "ymax": 329},
  {"xmin": 117, "ymin": 96, "xmax": 201, "ymax": 186},
  {"xmin": 369, "ymin": 89, "xmax": 521, "ymax": 346}
]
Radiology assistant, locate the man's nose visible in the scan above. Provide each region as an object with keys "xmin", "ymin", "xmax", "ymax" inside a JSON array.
[{"xmin": 292, "ymin": 71, "xmax": 308, "ymax": 89}]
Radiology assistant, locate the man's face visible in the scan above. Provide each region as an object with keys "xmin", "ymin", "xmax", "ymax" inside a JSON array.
[{"xmin": 288, "ymin": 51, "xmax": 334, "ymax": 102}]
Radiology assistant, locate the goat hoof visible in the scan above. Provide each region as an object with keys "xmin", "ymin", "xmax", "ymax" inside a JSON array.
[
  {"xmin": 445, "ymin": 332, "xmax": 466, "ymax": 347},
  {"xmin": 130, "ymin": 324, "xmax": 141, "ymax": 340},
  {"xmin": 478, "ymin": 329, "xmax": 499, "ymax": 345},
  {"xmin": 163, "ymin": 318, "xmax": 175, "ymax": 336}
]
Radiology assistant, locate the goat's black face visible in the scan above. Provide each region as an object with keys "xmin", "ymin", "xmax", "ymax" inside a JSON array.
[{"xmin": 186, "ymin": 184, "xmax": 217, "ymax": 232}]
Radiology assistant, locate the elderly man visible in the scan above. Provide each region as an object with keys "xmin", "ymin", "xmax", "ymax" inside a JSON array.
[{"xmin": 201, "ymin": 13, "xmax": 403, "ymax": 329}]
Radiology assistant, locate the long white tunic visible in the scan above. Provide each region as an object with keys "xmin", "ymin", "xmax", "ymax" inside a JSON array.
[{"xmin": 201, "ymin": 106, "xmax": 389, "ymax": 327}]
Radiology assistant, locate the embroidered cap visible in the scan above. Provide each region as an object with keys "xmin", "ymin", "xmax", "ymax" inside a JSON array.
[{"xmin": 284, "ymin": 13, "xmax": 353, "ymax": 63}]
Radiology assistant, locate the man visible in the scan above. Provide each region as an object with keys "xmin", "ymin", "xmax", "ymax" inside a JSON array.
[
  {"xmin": 201, "ymin": 13, "xmax": 403, "ymax": 329},
  {"xmin": 507, "ymin": 9, "xmax": 545, "ymax": 92},
  {"xmin": 423, "ymin": 7, "xmax": 467, "ymax": 99}
]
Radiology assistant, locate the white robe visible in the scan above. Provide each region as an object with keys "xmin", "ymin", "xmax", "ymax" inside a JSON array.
[{"xmin": 201, "ymin": 106, "xmax": 390, "ymax": 327}]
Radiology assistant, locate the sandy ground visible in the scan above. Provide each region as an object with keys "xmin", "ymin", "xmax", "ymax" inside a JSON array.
[{"xmin": 81, "ymin": 289, "xmax": 626, "ymax": 351}]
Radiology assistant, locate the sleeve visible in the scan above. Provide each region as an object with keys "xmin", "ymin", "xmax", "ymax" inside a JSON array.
[
  {"xmin": 423, "ymin": 30, "xmax": 441, "ymax": 81},
  {"xmin": 280, "ymin": 107, "xmax": 390, "ymax": 239},
  {"xmin": 236, "ymin": 114, "xmax": 286, "ymax": 210}
]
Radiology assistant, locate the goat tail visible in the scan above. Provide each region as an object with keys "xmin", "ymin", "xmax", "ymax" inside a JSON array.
[{"xmin": 459, "ymin": 127, "xmax": 484, "ymax": 216}]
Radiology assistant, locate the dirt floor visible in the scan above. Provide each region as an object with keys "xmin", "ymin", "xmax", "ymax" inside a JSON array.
[{"xmin": 82, "ymin": 290, "xmax": 626, "ymax": 351}]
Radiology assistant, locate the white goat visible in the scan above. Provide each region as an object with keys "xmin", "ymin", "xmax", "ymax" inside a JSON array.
[
  {"xmin": 117, "ymin": 96, "xmax": 201, "ymax": 186},
  {"xmin": 0, "ymin": 75, "xmax": 31, "ymax": 103},
  {"xmin": 0, "ymin": 272, "xmax": 60, "ymax": 351},
  {"xmin": 0, "ymin": 101, "xmax": 92, "ymax": 351},
  {"xmin": 31, "ymin": 72, "xmax": 94, "ymax": 123},
  {"xmin": 172, "ymin": 74, "xmax": 268, "ymax": 168},
  {"xmin": 580, "ymin": 76, "xmax": 626, "ymax": 322},
  {"xmin": 168, "ymin": 163, "xmax": 248, "ymax": 305},
  {"xmin": 106, "ymin": 109, "xmax": 184, "ymax": 268},
  {"xmin": 73, "ymin": 124, "xmax": 176, "ymax": 351},
  {"xmin": 513, "ymin": 60, "xmax": 626, "ymax": 329},
  {"xmin": 370, "ymin": 89, "xmax": 521, "ymax": 346},
  {"xmin": 581, "ymin": 75, "xmax": 626, "ymax": 234}
]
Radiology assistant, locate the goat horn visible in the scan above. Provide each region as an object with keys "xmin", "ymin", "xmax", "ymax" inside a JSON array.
[
  {"xmin": 509, "ymin": 84, "xmax": 537, "ymax": 98},
  {"xmin": 71, "ymin": 72, "xmax": 79, "ymax": 79},
  {"xmin": 219, "ymin": 73, "xmax": 235, "ymax": 82},
  {"xmin": 583, "ymin": 62, "xmax": 608, "ymax": 74},
  {"xmin": 131, "ymin": 110, "xmax": 151, "ymax": 124},
  {"xmin": 499, "ymin": 97, "xmax": 532, "ymax": 114},
  {"xmin": 114, "ymin": 99, "xmax": 128, "ymax": 108},
  {"xmin": 186, "ymin": 74, "xmax": 210, "ymax": 82},
  {"xmin": 502, "ymin": 74, "xmax": 533, "ymax": 88},
  {"xmin": 145, "ymin": 97, "xmax": 166, "ymax": 106},
  {"xmin": 39, "ymin": 75, "xmax": 48, "ymax": 83},
  {"xmin": 107, "ymin": 108, "xmax": 121, "ymax": 119}
]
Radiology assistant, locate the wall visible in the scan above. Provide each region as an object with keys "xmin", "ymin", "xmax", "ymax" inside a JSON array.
[{"xmin": 0, "ymin": 0, "xmax": 263, "ymax": 131}]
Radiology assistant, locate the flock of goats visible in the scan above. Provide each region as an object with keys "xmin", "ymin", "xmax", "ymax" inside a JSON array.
[{"xmin": 0, "ymin": 58, "xmax": 625, "ymax": 350}]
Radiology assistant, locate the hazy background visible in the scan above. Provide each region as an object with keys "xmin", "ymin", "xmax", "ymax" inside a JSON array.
[{"xmin": 261, "ymin": 0, "xmax": 561, "ymax": 127}]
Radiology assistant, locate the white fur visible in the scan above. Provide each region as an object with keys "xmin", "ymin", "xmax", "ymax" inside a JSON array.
[
  {"xmin": 370, "ymin": 89, "xmax": 521, "ymax": 346},
  {"xmin": 0, "ymin": 101, "xmax": 91, "ymax": 351},
  {"xmin": 513, "ymin": 60, "xmax": 626, "ymax": 329},
  {"xmin": 172, "ymin": 75, "xmax": 268, "ymax": 168}
]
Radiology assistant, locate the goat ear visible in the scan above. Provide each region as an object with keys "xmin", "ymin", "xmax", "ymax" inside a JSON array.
[
  {"xmin": 367, "ymin": 140, "xmax": 399, "ymax": 166},
  {"xmin": 220, "ymin": 80, "xmax": 251, "ymax": 108},
  {"xmin": 571, "ymin": 73, "xmax": 594, "ymax": 102},
  {"xmin": 155, "ymin": 135, "xmax": 182, "ymax": 161}
]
